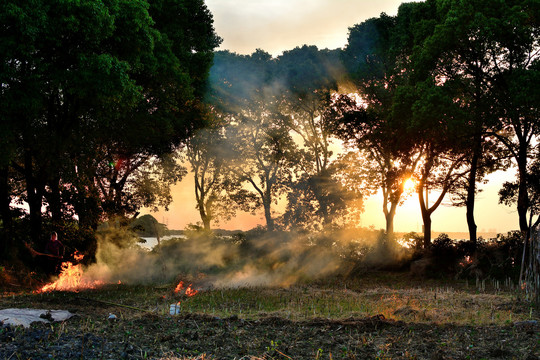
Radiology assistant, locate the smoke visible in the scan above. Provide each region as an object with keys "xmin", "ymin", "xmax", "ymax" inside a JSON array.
[
  {"xmin": 76, "ymin": 225, "xmax": 412, "ymax": 290},
  {"xmin": 67, "ymin": 47, "xmax": 412, "ymax": 289}
]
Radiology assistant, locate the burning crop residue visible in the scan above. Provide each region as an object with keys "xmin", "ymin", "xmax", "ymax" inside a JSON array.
[
  {"xmin": 38, "ymin": 251, "xmax": 104, "ymax": 293},
  {"xmin": 174, "ymin": 281, "xmax": 199, "ymax": 298},
  {"xmin": 170, "ymin": 281, "xmax": 200, "ymax": 315}
]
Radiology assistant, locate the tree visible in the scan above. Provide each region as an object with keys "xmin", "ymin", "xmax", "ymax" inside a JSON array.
[
  {"xmin": 415, "ymin": 0, "xmax": 523, "ymax": 245},
  {"xmin": 0, "ymin": 0, "xmax": 220, "ymax": 257},
  {"xmin": 186, "ymin": 117, "xmax": 235, "ymax": 230},
  {"xmin": 336, "ymin": 14, "xmax": 423, "ymax": 236},
  {"xmin": 276, "ymin": 46, "xmax": 351, "ymax": 228},
  {"xmin": 225, "ymin": 98, "xmax": 297, "ymax": 232},
  {"xmin": 396, "ymin": 78, "xmax": 471, "ymax": 248},
  {"xmin": 493, "ymin": 61, "xmax": 540, "ymax": 236},
  {"xmin": 420, "ymin": 0, "xmax": 540, "ymax": 238},
  {"xmin": 385, "ymin": 0, "xmax": 478, "ymax": 247},
  {"xmin": 499, "ymin": 151, "xmax": 540, "ymax": 233}
]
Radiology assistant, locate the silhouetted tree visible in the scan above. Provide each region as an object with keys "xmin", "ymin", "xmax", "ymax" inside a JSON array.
[
  {"xmin": 387, "ymin": 0, "xmax": 475, "ymax": 247},
  {"xmin": 414, "ymin": 0, "xmax": 524, "ymax": 245},
  {"xmin": 276, "ymin": 46, "xmax": 350, "ymax": 227},
  {"xmin": 0, "ymin": 0, "xmax": 220, "ymax": 257},
  {"xmin": 225, "ymin": 98, "xmax": 297, "ymax": 232},
  {"xmin": 186, "ymin": 114, "xmax": 235, "ymax": 230},
  {"xmin": 336, "ymin": 13, "xmax": 423, "ymax": 236}
]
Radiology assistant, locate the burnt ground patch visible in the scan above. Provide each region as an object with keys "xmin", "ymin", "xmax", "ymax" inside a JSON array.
[{"xmin": 0, "ymin": 305, "xmax": 539, "ymax": 359}]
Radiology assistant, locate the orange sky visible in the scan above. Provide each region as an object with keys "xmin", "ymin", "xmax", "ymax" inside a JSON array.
[
  {"xmin": 145, "ymin": 166, "xmax": 518, "ymax": 233},
  {"xmin": 141, "ymin": 0, "xmax": 520, "ymax": 234}
]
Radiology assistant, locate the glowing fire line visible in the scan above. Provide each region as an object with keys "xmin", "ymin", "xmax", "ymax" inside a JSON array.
[{"xmin": 37, "ymin": 251, "xmax": 104, "ymax": 293}]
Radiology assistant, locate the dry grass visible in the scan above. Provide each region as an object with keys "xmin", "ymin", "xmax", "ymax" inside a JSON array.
[{"xmin": 5, "ymin": 271, "xmax": 530, "ymax": 326}]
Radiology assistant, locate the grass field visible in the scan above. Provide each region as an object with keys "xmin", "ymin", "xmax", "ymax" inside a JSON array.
[{"xmin": 1, "ymin": 271, "xmax": 539, "ymax": 359}]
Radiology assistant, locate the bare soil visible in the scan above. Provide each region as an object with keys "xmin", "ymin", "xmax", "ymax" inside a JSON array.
[{"xmin": 1, "ymin": 277, "xmax": 539, "ymax": 359}]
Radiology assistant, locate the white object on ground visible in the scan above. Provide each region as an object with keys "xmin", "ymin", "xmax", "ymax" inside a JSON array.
[
  {"xmin": 0, "ymin": 308, "xmax": 74, "ymax": 328},
  {"xmin": 170, "ymin": 304, "xmax": 180, "ymax": 315}
]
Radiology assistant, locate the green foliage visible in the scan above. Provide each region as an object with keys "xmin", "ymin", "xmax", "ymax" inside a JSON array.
[{"xmin": 0, "ymin": 0, "xmax": 220, "ymax": 260}]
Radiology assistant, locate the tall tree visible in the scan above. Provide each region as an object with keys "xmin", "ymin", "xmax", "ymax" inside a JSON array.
[
  {"xmin": 226, "ymin": 99, "xmax": 297, "ymax": 232},
  {"xmin": 422, "ymin": 0, "xmax": 540, "ymax": 237},
  {"xmin": 276, "ymin": 46, "xmax": 348, "ymax": 227},
  {"xmin": 415, "ymin": 85, "xmax": 471, "ymax": 247},
  {"xmin": 0, "ymin": 0, "xmax": 220, "ymax": 255},
  {"xmin": 415, "ymin": 0, "xmax": 522, "ymax": 244},
  {"xmin": 387, "ymin": 0, "xmax": 477, "ymax": 246},
  {"xmin": 337, "ymin": 14, "xmax": 423, "ymax": 236},
  {"xmin": 186, "ymin": 118, "xmax": 234, "ymax": 230}
]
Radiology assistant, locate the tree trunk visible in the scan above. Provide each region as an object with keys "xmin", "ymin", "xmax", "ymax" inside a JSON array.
[
  {"xmin": 24, "ymin": 150, "xmax": 43, "ymax": 242},
  {"xmin": 263, "ymin": 193, "xmax": 275, "ymax": 232},
  {"xmin": 310, "ymin": 176, "xmax": 330, "ymax": 227},
  {"xmin": 319, "ymin": 200, "xmax": 330, "ymax": 227},
  {"xmin": 0, "ymin": 166, "xmax": 13, "ymax": 259},
  {"xmin": 466, "ymin": 135, "xmax": 480, "ymax": 246},
  {"xmin": 419, "ymin": 180, "xmax": 432, "ymax": 248},
  {"xmin": 422, "ymin": 209, "xmax": 432, "ymax": 248},
  {"xmin": 385, "ymin": 201, "xmax": 398, "ymax": 236},
  {"xmin": 517, "ymin": 157, "xmax": 529, "ymax": 235},
  {"xmin": 200, "ymin": 205, "xmax": 211, "ymax": 231}
]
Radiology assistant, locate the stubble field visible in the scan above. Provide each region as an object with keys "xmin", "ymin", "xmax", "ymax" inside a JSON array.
[{"xmin": 1, "ymin": 272, "xmax": 539, "ymax": 359}]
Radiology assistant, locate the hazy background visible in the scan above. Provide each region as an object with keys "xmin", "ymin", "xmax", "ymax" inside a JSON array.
[{"xmin": 143, "ymin": 0, "xmax": 519, "ymax": 234}]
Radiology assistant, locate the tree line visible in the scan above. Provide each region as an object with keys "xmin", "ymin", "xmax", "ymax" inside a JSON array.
[
  {"xmin": 0, "ymin": 0, "xmax": 221, "ymax": 259},
  {"xmin": 190, "ymin": 0, "xmax": 539, "ymax": 250},
  {"xmin": 0, "ymin": 0, "xmax": 538, "ymax": 264}
]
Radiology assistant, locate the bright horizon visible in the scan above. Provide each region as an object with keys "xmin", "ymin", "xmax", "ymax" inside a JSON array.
[{"xmin": 142, "ymin": 0, "xmax": 520, "ymax": 234}]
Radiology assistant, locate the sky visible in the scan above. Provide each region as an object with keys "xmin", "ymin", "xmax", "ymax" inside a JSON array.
[{"xmin": 143, "ymin": 0, "xmax": 521, "ymax": 234}]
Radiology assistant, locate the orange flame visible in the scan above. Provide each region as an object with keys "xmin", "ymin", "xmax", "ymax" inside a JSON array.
[
  {"xmin": 38, "ymin": 252, "xmax": 103, "ymax": 293},
  {"xmin": 174, "ymin": 281, "xmax": 184, "ymax": 293},
  {"xmin": 185, "ymin": 285, "xmax": 198, "ymax": 297},
  {"xmin": 174, "ymin": 281, "xmax": 199, "ymax": 297},
  {"xmin": 73, "ymin": 251, "xmax": 84, "ymax": 261}
]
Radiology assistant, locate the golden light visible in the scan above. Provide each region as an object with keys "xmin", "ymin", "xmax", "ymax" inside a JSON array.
[{"xmin": 403, "ymin": 177, "xmax": 417, "ymax": 193}]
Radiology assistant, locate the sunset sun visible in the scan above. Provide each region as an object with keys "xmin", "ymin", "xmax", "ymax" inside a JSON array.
[{"xmin": 403, "ymin": 177, "xmax": 417, "ymax": 193}]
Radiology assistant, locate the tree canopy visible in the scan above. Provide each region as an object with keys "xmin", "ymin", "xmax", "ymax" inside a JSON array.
[{"xmin": 0, "ymin": 0, "xmax": 220, "ymax": 258}]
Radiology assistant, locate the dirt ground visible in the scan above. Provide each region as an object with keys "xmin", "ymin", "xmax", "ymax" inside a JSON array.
[{"xmin": 0, "ymin": 293, "xmax": 538, "ymax": 359}]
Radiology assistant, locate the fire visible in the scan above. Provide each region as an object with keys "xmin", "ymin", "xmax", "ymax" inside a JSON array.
[
  {"xmin": 185, "ymin": 285, "xmax": 198, "ymax": 297},
  {"xmin": 171, "ymin": 281, "xmax": 199, "ymax": 314},
  {"xmin": 38, "ymin": 252, "xmax": 104, "ymax": 293},
  {"xmin": 174, "ymin": 281, "xmax": 184, "ymax": 293},
  {"xmin": 174, "ymin": 281, "xmax": 199, "ymax": 297}
]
